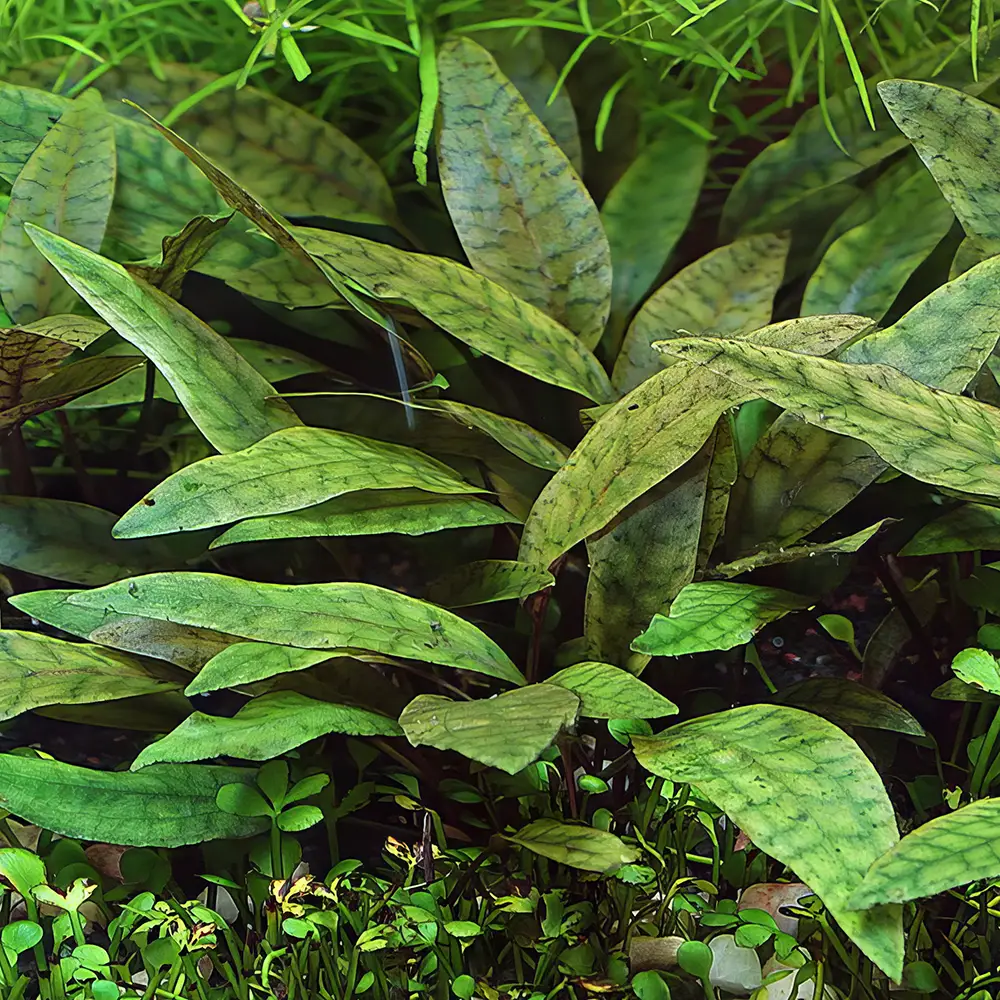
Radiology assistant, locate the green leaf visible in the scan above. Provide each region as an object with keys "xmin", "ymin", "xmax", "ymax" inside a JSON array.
[
  {"xmin": 24, "ymin": 226, "xmax": 301, "ymax": 453},
  {"xmin": 68, "ymin": 573, "xmax": 524, "ymax": 684},
  {"xmin": 803, "ymin": 168, "xmax": 953, "ymax": 319},
  {"xmin": 0, "ymin": 497, "xmax": 200, "ymax": 585},
  {"xmin": 601, "ymin": 121, "xmax": 709, "ymax": 338},
  {"xmin": 185, "ymin": 643, "xmax": 331, "ymax": 696},
  {"xmin": 849, "ymin": 798, "xmax": 1000, "ymax": 908},
  {"xmin": 132, "ymin": 692, "xmax": 400, "ymax": 769},
  {"xmin": 444, "ymin": 920, "xmax": 481, "ymax": 939},
  {"xmin": 216, "ymin": 782, "xmax": 271, "ymax": 818},
  {"xmin": 425, "ymin": 560, "xmax": 554, "ymax": 607},
  {"xmin": 0, "ymin": 630, "xmax": 176, "ymax": 721},
  {"xmin": 633, "ymin": 705, "xmax": 902, "ymax": 979},
  {"xmin": 951, "ymin": 648, "xmax": 1000, "ymax": 696},
  {"xmin": 2, "ymin": 919, "xmax": 43, "ymax": 957},
  {"xmin": 508, "ymin": 818, "xmax": 639, "ymax": 873},
  {"xmin": 773, "ymin": 678, "xmax": 925, "ymax": 735},
  {"xmin": 0, "ymin": 754, "xmax": 268, "ymax": 846},
  {"xmin": 0, "ymin": 847, "xmax": 46, "ymax": 898},
  {"xmin": 613, "ymin": 233, "xmax": 789, "ymax": 394},
  {"xmin": 114, "ymin": 426, "xmax": 479, "ymax": 538},
  {"xmin": 7, "ymin": 314, "xmax": 108, "ymax": 350},
  {"xmin": 211, "ymin": 489, "xmax": 518, "ymax": 548},
  {"xmin": 0, "ymin": 89, "xmax": 115, "ymax": 322},
  {"xmin": 277, "ymin": 805, "xmax": 324, "ymax": 833},
  {"xmin": 901, "ymin": 503, "xmax": 1000, "ymax": 556},
  {"xmin": 39, "ymin": 691, "xmax": 193, "ymax": 734},
  {"xmin": 660, "ymin": 338, "xmax": 1000, "ymax": 500},
  {"xmin": 632, "ymin": 583, "xmax": 811, "ymax": 657},
  {"xmin": 546, "ymin": 662, "xmax": 678, "ymax": 719},
  {"xmin": 862, "ymin": 579, "xmax": 940, "ymax": 689},
  {"xmin": 294, "ymin": 227, "xmax": 615, "ymax": 403},
  {"xmin": 399, "ymin": 686, "xmax": 579, "ymax": 773},
  {"xmin": 437, "ymin": 37, "xmax": 611, "ymax": 349}
]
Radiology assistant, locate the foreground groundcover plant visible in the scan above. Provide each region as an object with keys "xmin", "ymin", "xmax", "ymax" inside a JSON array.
[{"xmin": 5, "ymin": 30, "xmax": 1000, "ymax": 1000}]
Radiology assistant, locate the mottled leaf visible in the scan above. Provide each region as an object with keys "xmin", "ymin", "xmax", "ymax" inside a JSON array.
[
  {"xmin": 613, "ymin": 233, "xmax": 788, "ymax": 393},
  {"xmin": 399, "ymin": 685, "xmax": 579, "ymax": 774},
  {"xmin": 24, "ymin": 225, "xmax": 301, "ymax": 452},
  {"xmin": 0, "ymin": 754, "xmax": 267, "ymax": 847},
  {"xmin": 185, "ymin": 643, "xmax": 331, "ymax": 696},
  {"xmin": 295, "ymin": 227, "xmax": 615, "ymax": 403},
  {"xmin": 425, "ymin": 560, "xmax": 554, "ymax": 607},
  {"xmin": 773, "ymin": 678, "xmax": 925, "ymax": 735},
  {"xmin": 0, "ymin": 89, "xmax": 115, "ymax": 322},
  {"xmin": 86, "ymin": 617, "xmax": 238, "ymax": 671},
  {"xmin": 68, "ymin": 573, "xmax": 524, "ymax": 684},
  {"xmin": 11, "ymin": 315, "xmax": 108, "ymax": 349},
  {"xmin": 508, "ymin": 818, "xmax": 639, "ymax": 873},
  {"xmin": 901, "ymin": 503, "xmax": 1000, "ymax": 556},
  {"xmin": 932, "ymin": 678, "xmax": 996, "ymax": 702},
  {"xmin": 211, "ymin": 490, "xmax": 517, "ymax": 548},
  {"xmin": 0, "ymin": 327, "xmax": 74, "ymax": 409},
  {"xmin": 437, "ymin": 37, "xmax": 611, "ymax": 348},
  {"xmin": 632, "ymin": 582, "xmax": 811, "ymax": 657},
  {"xmin": 633, "ymin": 705, "xmax": 902, "ymax": 978},
  {"xmin": 125, "ymin": 212, "xmax": 232, "ymax": 298},
  {"xmin": 849, "ymin": 798, "xmax": 1000, "ymax": 908},
  {"xmin": 132, "ymin": 691, "xmax": 400, "ymax": 769},
  {"xmin": 114, "ymin": 426, "xmax": 478, "ymax": 538},
  {"xmin": 546, "ymin": 661, "xmax": 678, "ymax": 719},
  {"xmin": 951, "ymin": 648, "xmax": 1000, "ymax": 696},
  {"xmin": 0, "ymin": 630, "xmax": 176, "ymax": 721}
]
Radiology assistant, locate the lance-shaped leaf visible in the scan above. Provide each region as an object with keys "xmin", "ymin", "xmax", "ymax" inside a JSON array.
[
  {"xmin": 601, "ymin": 122, "xmax": 709, "ymax": 340},
  {"xmin": 114, "ymin": 426, "xmax": 479, "ymax": 538},
  {"xmin": 613, "ymin": 234, "xmax": 788, "ymax": 393},
  {"xmin": 0, "ymin": 753, "xmax": 267, "ymax": 847},
  {"xmin": 634, "ymin": 705, "xmax": 902, "ymax": 978},
  {"xmin": 772, "ymin": 678, "xmax": 925, "ymax": 735},
  {"xmin": 39, "ymin": 691, "xmax": 193, "ymax": 734},
  {"xmin": 399, "ymin": 685, "xmax": 579, "ymax": 774},
  {"xmin": 803, "ymin": 168, "xmax": 953, "ymax": 319},
  {"xmin": 546, "ymin": 661, "xmax": 677, "ymax": 719},
  {"xmin": 125, "ymin": 212, "xmax": 232, "ymax": 298},
  {"xmin": 132, "ymin": 691, "xmax": 400, "ymax": 770},
  {"xmin": 508, "ymin": 818, "xmax": 639, "ymax": 873},
  {"xmin": 437, "ymin": 37, "xmax": 611, "ymax": 349},
  {"xmin": 661, "ymin": 338, "xmax": 1000, "ymax": 499},
  {"xmin": 950, "ymin": 648, "xmax": 1000, "ymax": 696},
  {"xmin": 851, "ymin": 798, "xmax": 1000, "ymax": 908},
  {"xmin": 901, "ymin": 503, "xmax": 1000, "ymax": 556},
  {"xmin": 25, "ymin": 226, "xmax": 301, "ymax": 453},
  {"xmin": 185, "ymin": 643, "xmax": 331, "ymax": 696},
  {"xmin": 68, "ymin": 573, "xmax": 524, "ymax": 684},
  {"xmin": 295, "ymin": 227, "xmax": 614, "ymax": 403},
  {"xmin": 0, "ymin": 630, "xmax": 177, "ymax": 721},
  {"xmin": 0, "ymin": 89, "xmax": 115, "ymax": 322},
  {"xmin": 0, "ymin": 497, "xmax": 203, "ymax": 586},
  {"xmin": 426, "ymin": 560, "xmax": 554, "ymax": 608},
  {"xmin": 212, "ymin": 490, "xmax": 518, "ymax": 548},
  {"xmin": 632, "ymin": 582, "xmax": 811, "ymax": 657},
  {"xmin": 10, "ymin": 315, "xmax": 108, "ymax": 349},
  {"xmin": 87, "ymin": 618, "xmax": 238, "ymax": 671}
]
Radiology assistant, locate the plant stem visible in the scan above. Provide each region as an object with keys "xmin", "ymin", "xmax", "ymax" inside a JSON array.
[
  {"xmin": 3, "ymin": 426, "xmax": 35, "ymax": 495},
  {"xmin": 970, "ymin": 703, "xmax": 1000, "ymax": 796}
]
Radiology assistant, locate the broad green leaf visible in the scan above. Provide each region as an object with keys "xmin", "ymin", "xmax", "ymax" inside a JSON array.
[
  {"xmin": 632, "ymin": 582, "xmax": 811, "ymax": 657},
  {"xmin": 0, "ymin": 89, "xmax": 115, "ymax": 322},
  {"xmin": 613, "ymin": 233, "xmax": 789, "ymax": 393},
  {"xmin": 772, "ymin": 678, "xmax": 925, "ymax": 735},
  {"xmin": 295, "ymin": 227, "xmax": 615, "ymax": 403},
  {"xmin": 933, "ymin": 678, "xmax": 997, "ymax": 702},
  {"xmin": 68, "ymin": 573, "xmax": 524, "ymax": 684},
  {"xmin": 508, "ymin": 818, "xmax": 639, "ymax": 874},
  {"xmin": 0, "ymin": 497, "xmax": 201, "ymax": 585},
  {"xmin": 901, "ymin": 503, "xmax": 1000, "ymax": 556},
  {"xmin": 68, "ymin": 337, "xmax": 326, "ymax": 409},
  {"xmin": 114, "ymin": 426, "xmax": 478, "ymax": 538},
  {"xmin": 24, "ymin": 226, "xmax": 301, "ymax": 452},
  {"xmin": 9, "ymin": 588, "xmax": 112, "ymax": 639},
  {"xmin": 437, "ymin": 38, "xmax": 610, "ymax": 349},
  {"xmin": 601, "ymin": 122, "xmax": 709, "ymax": 340},
  {"xmin": 0, "ymin": 754, "xmax": 267, "ymax": 847},
  {"xmin": 546, "ymin": 661, "xmax": 678, "ymax": 719},
  {"xmin": 10, "ymin": 315, "xmax": 108, "ymax": 349},
  {"xmin": 849, "ymin": 798, "xmax": 1000, "ymax": 908},
  {"xmin": 0, "ymin": 847, "xmax": 46, "ymax": 897},
  {"xmin": 400, "ymin": 686, "xmax": 579, "ymax": 774},
  {"xmin": 711, "ymin": 520, "xmax": 889, "ymax": 579},
  {"xmin": 633, "ymin": 705, "xmax": 902, "ymax": 978},
  {"xmin": 87, "ymin": 617, "xmax": 238, "ymax": 671},
  {"xmin": 211, "ymin": 489, "xmax": 518, "ymax": 548},
  {"xmin": 186, "ymin": 643, "xmax": 331, "ymax": 696},
  {"xmin": 425, "ymin": 560, "xmax": 554, "ymax": 607},
  {"xmin": 951, "ymin": 648, "xmax": 1000, "ymax": 696},
  {"xmin": 132, "ymin": 691, "xmax": 401, "ymax": 769},
  {"xmin": 661, "ymin": 339, "xmax": 1000, "ymax": 499},
  {"xmin": 585, "ymin": 444, "xmax": 711, "ymax": 667},
  {"xmin": 39, "ymin": 691, "xmax": 193, "ymax": 733},
  {"xmin": 0, "ymin": 630, "xmax": 176, "ymax": 721},
  {"xmin": 802, "ymin": 169, "xmax": 953, "ymax": 319}
]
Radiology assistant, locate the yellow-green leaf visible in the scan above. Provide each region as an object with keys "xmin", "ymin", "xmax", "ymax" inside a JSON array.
[
  {"xmin": 901, "ymin": 503, "xmax": 1000, "ymax": 556},
  {"xmin": 546, "ymin": 661, "xmax": 677, "ymax": 719},
  {"xmin": 426, "ymin": 560, "xmax": 554, "ymax": 608},
  {"xmin": 951, "ymin": 648, "xmax": 1000, "ymax": 696},
  {"xmin": 772, "ymin": 677, "xmax": 925, "ymax": 736},
  {"xmin": 185, "ymin": 643, "xmax": 331, "ymax": 696},
  {"xmin": 508, "ymin": 818, "xmax": 639, "ymax": 873}
]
